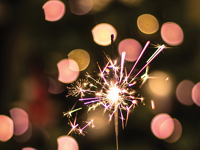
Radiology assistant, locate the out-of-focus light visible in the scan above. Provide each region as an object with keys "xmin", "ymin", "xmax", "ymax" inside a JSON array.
[
  {"xmin": 0, "ymin": 115, "xmax": 14, "ymax": 142},
  {"xmin": 161, "ymin": 22, "xmax": 184, "ymax": 46},
  {"xmin": 57, "ymin": 59, "xmax": 79, "ymax": 83},
  {"xmin": 42, "ymin": 0, "xmax": 65, "ymax": 22},
  {"xmin": 165, "ymin": 119, "xmax": 182, "ymax": 143},
  {"xmin": 48, "ymin": 77, "xmax": 65, "ymax": 94},
  {"xmin": 137, "ymin": 14, "xmax": 159, "ymax": 34},
  {"xmin": 22, "ymin": 147, "xmax": 37, "ymax": 150},
  {"xmin": 151, "ymin": 113, "xmax": 174, "ymax": 139},
  {"xmin": 68, "ymin": 49, "xmax": 90, "ymax": 71},
  {"xmin": 69, "ymin": 0, "xmax": 93, "ymax": 15},
  {"xmin": 92, "ymin": 23, "xmax": 117, "ymax": 46},
  {"xmin": 13, "ymin": 122, "xmax": 32, "ymax": 143},
  {"xmin": 148, "ymin": 71, "xmax": 172, "ymax": 96},
  {"xmin": 176, "ymin": 80, "xmax": 194, "ymax": 106},
  {"xmin": 10, "ymin": 108, "xmax": 29, "ymax": 136},
  {"xmin": 192, "ymin": 82, "xmax": 200, "ymax": 106},
  {"xmin": 57, "ymin": 136, "xmax": 79, "ymax": 150},
  {"xmin": 118, "ymin": 0, "xmax": 143, "ymax": 7},
  {"xmin": 118, "ymin": 38, "xmax": 142, "ymax": 62}
]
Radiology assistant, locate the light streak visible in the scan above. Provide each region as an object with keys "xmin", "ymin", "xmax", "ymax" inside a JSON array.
[{"xmin": 63, "ymin": 107, "xmax": 82, "ymax": 118}]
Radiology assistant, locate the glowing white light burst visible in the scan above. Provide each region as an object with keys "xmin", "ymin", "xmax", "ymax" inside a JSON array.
[{"xmin": 65, "ymin": 41, "xmax": 166, "ymax": 149}]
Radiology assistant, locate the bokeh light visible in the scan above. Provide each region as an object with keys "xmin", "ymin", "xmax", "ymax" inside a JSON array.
[
  {"xmin": 176, "ymin": 79, "xmax": 194, "ymax": 105},
  {"xmin": 57, "ymin": 59, "xmax": 79, "ymax": 83},
  {"xmin": 13, "ymin": 122, "xmax": 32, "ymax": 143},
  {"xmin": 0, "ymin": 115, "xmax": 14, "ymax": 142},
  {"xmin": 192, "ymin": 82, "xmax": 200, "ymax": 106},
  {"xmin": 57, "ymin": 136, "xmax": 79, "ymax": 150},
  {"xmin": 68, "ymin": 49, "xmax": 90, "ymax": 71},
  {"xmin": 151, "ymin": 113, "xmax": 174, "ymax": 139},
  {"xmin": 137, "ymin": 14, "xmax": 159, "ymax": 34},
  {"xmin": 165, "ymin": 119, "xmax": 182, "ymax": 143},
  {"xmin": 161, "ymin": 22, "xmax": 184, "ymax": 46},
  {"xmin": 42, "ymin": 0, "xmax": 65, "ymax": 22},
  {"xmin": 148, "ymin": 71, "xmax": 172, "ymax": 96},
  {"xmin": 10, "ymin": 108, "xmax": 29, "ymax": 136},
  {"xmin": 22, "ymin": 147, "xmax": 37, "ymax": 150},
  {"xmin": 69, "ymin": 0, "xmax": 93, "ymax": 15},
  {"xmin": 92, "ymin": 23, "xmax": 117, "ymax": 46},
  {"xmin": 118, "ymin": 38, "xmax": 142, "ymax": 62}
]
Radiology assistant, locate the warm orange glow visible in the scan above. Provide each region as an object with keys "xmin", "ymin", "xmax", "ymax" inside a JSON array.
[
  {"xmin": 118, "ymin": 38, "xmax": 142, "ymax": 62},
  {"xmin": 92, "ymin": 23, "xmax": 117, "ymax": 46},
  {"xmin": 57, "ymin": 135, "xmax": 79, "ymax": 150},
  {"xmin": 57, "ymin": 59, "xmax": 79, "ymax": 83},
  {"xmin": 9, "ymin": 108, "xmax": 29, "ymax": 136},
  {"xmin": 137, "ymin": 14, "xmax": 159, "ymax": 34},
  {"xmin": 43, "ymin": 0, "xmax": 65, "ymax": 22},
  {"xmin": 68, "ymin": 49, "xmax": 90, "ymax": 71},
  {"xmin": 176, "ymin": 80, "xmax": 194, "ymax": 105},
  {"xmin": 69, "ymin": 0, "xmax": 93, "ymax": 15},
  {"xmin": 161, "ymin": 22, "xmax": 184, "ymax": 46},
  {"xmin": 0, "ymin": 115, "xmax": 14, "ymax": 142},
  {"xmin": 192, "ymin": 82, "xmax": 200, "ymax": 106},
  {"xmin": 148, "ymin": 71, "xmax": 172, "ymax": 96},
  {"xmin": 151, "ymin": 113, "xmax": 174, "ymax": 139}
]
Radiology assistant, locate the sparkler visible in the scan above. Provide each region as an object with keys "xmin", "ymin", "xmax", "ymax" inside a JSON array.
[{"xmin": 65, "ymin": 39, "xmax": 166, "ymax": 150}]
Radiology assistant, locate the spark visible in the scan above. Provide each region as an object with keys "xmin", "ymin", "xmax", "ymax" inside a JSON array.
[
  {"xmin": 66, "ymin": 41, "xmax": 166, "ymax": 149},
  {"xmin": 63, "ymin": 107, "xmax": 82, "ymax": 118},
  {"xmin": 151, "ymin": 100, "xmax": 155, "ymax": 110}
]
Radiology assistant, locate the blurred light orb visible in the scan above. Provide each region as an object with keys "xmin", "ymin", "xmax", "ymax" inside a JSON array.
[
  {"xmin": 92, "ymin": 23, "xmax": 117, "ymax": 46},
  {"xmin": 151, "ymin": 113, "xmax": 174, "ymax": 139},
  {"xmin": 137, "ymin": 14, "xmax": 159, "ymax": 34},
  {"xmin": 118, "ymin": 38, "xmax": 142, "ymax": 62},
  {"xmin": 148, "ymin": 71, "xmax": 172, "ymax": 96},
  {"xmin": 69, "ymin": 0, "xmax": 93, "ymax": 15},
  {"xmin": 10, "ymin": 108, "xmax": 29, "ymax": 136},
  {"xmin": 57, "ymin": 59, "xmax": 79, "ymax": 83},
  {"xmin": 176, "ymin": 80, "xmax": 194, "ymax": 106},
  {"xmin": 161, "ymin": 22, "xmax": 184, "ymax": 46},
  {"xmin": 57, "ymin": 135, "xmax": 79, "ymax": 150},
  {"xmin": 22, "ymin": 147, "xmax": 37, "ymax": 150},
  {"xmin": 68, "ymin": 49, "xmax": 90, "ymax": 71},
  {"xmin": 192, "ymin": 82, "xmax": 200, "ymax": 106},
  {"xmin": 0, "ymin": 115, "xmax": 14, "ymax": 142},
  {"xmin": 165, "ymin": 119, "xmax": 182, "ymax": 143},
  {"xmin": 42, "ymin": 0, "xmax": 65, "ymax": 22},
  {"xmin": 13, "ymin": 122, "xmax": 32, "ymax": 143}
]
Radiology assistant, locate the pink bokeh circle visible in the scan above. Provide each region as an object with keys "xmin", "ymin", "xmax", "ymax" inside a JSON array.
[
  {"xmin": 118, "ymin": 38, "xmax": 142, "ymax": 62},
  {"xmin": 57, "ymin": 59, "xmax": 79, "ymax": 83},
  {"xmin": 161, "ymin": 22, "xmax": 184, "ymax": 46},
  {"xmin": 151, "ymin": 113, "xmax": 174, "ymax": 139},
  {"xmin": 192, "ymin": 82, "xmax": 200, "ymax": 106},
  {"xmin": 43, "ymin": 0, "xmax": 65, "ymax": 22}
]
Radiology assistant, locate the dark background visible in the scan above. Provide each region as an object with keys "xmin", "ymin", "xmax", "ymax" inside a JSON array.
[{"xmin": 1, "ymin": 0, "xmax": 200, "ymax": 150}]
